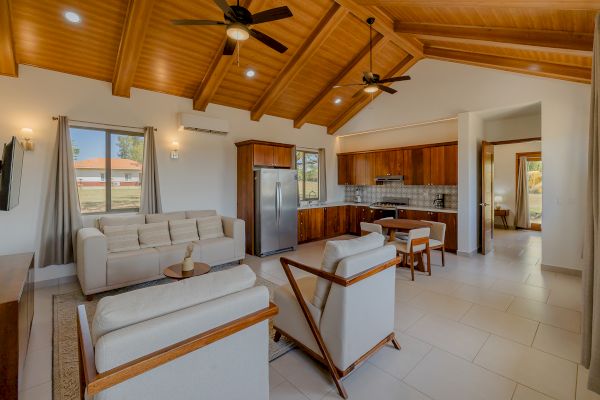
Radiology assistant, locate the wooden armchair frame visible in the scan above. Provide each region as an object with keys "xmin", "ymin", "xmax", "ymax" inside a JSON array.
[
  {"xmin": 398, "ymin": 237, "xmax": 431, "ymax": 281},
  {"xmin": 274, "ymin": 256, "xmax": 402, "ymax": 399},
  {"xmin": 77, "ymin": 302, "xmax": 278, "ymax": 399}
]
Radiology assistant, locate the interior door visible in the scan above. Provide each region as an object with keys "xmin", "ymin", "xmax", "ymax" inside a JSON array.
[{"xmin": 481, "ymin": 141, "xmax": 494, "ymax": 254}]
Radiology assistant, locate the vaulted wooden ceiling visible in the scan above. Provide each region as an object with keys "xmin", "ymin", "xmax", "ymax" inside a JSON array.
[{"xmin": 0, "ymin": 0, "xmax": 595, "ymax": 134}]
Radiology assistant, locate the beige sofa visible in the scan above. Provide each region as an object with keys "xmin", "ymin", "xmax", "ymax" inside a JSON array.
[{"xmin": 76, "ymin": 210, "xmax": 245, "ymax": 296}]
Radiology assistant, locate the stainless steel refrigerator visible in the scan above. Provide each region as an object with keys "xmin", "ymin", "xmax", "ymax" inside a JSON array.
[{"xmin": 254, "ymin": 169, "xmax": 298, "ymax": 257}]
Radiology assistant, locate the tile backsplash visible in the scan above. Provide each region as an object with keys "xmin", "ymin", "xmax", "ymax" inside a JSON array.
[{"xmin": 344, "ymin": 183, "xmax": 458, "ymax": 209}]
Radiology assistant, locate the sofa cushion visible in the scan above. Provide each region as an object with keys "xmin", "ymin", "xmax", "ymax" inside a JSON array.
[
  {"xmin": 92, "ymin": 265, "xmax": 256, "ymax": 343},
  {"xmin": 99, "ymin": 215, "xmax": 145, "ymax": 232},
  {"xmin": 197, "ymin": 216, "xmax": 224, "ymax": 240},
  {"xmin": 146, "ymin": 211, "xmax": 186, "ymax": 224},
  {"xmin": 106, "ymin": 248, "xmax": 160, "ymax": 287},
  {"xmin": 103, "ymin": 225, "xmax": 140, "ymax": 253},
  {"xmin": 194, "ymin": 237, "xmax": 235, "ymax": 265},
  {"xmin": 186, "ymin": 210, "xmax": 217, "ymax": 219},
  {"xmin": 169, "ymin": 219, "xmax": 199, "ymax": 244},
  {"xmin": 138, "ymin": 222, "xmax": 171, "ymax": 248},
  {"xmin": 311, "ymin": 233, "xmax": 384, "ymax": 309},
  {"xmin": 156, "ymin": 243, "xmax": 200, "ymax": 269}
]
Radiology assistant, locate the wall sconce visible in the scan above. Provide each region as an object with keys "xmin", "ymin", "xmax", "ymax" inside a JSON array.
[
  {"xmin": 21, "ymin": 128, "xmax": 34, "ymax": 151},
  {"xmin": 170, "ymin": 141, "xmax": 179, "ymax": 160}
]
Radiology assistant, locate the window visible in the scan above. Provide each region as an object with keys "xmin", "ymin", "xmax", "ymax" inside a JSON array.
[
  {"xmin": 70, "ymin": 127, "xmax": 145, "ymax": 214},
  {"xmin": 296, "ymin": 150, "xmax": 319, "ymax": 201},
  {"xmin": 516, "ymin": 152, "xmax": 542, "ymax": 231}
]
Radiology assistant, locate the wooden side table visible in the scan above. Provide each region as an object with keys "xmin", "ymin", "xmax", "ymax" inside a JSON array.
[
  {"xmin": 494, "ymin": 209, "xmax": 510, "ymax": 229},
  {"xmin": 164, "ymin": 262, "xmax": 211, "ymax": 279}
]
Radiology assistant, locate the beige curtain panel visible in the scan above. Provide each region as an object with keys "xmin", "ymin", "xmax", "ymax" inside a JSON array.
[
  {"xmin": 39, "ymin": 116, "xmax": 83, "ymax": 267},
  {"xmin": 582, "ymin": 12, "xmax": 600, "ymax": 395},
  {"xmin": 514, "ymin": 156, "xmax": 531, "ymax": 229},
  {"xmin": 140, "ymin": 126, "xmax": 162, "ymax": 214},
  {"xmin": 319, "ymin": 148, "xmax": 327, "ymax": 202}
]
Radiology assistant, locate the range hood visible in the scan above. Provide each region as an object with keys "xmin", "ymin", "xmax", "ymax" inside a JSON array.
[{"xmin": 375, "ymin": 175, "xmax": 404, "ymax": 184}]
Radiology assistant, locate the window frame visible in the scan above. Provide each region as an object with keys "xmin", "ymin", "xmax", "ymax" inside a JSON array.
[
  {"xmin": 71, "ymin": 125, "xmax": 145, "ymax": 215},
  {"xmin": 296, "ymin": 149, "xmax": 320, "ymax": 201},
  {"xmin": 515, "ymin": 151, "xmax": 542, "ymax": 231}
]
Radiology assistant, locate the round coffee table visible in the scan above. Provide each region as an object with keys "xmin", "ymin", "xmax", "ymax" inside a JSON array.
[{"xmin": 163, "ymin": 262, "xmax": 211, "ymax": 280}]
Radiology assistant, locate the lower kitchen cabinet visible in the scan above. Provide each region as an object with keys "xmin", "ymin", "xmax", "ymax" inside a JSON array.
[
  {"xmin": 325, "ymin": 206, "xmax": 348, "ymax": 238},
  {"xmin": 402, "ymin": 209, "xmax": 458, "ymax": 252},
  {"xmin": 298, "ymin": 208, "xmax": 325, "ymax": 244}
]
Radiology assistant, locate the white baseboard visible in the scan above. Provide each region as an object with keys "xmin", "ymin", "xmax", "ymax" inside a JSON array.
[
  {"xmin": 457, "ymin": 249, "xmax": 477, "ymax": 257},
  {"xmin": 541, "ymin": 263, "xmax": 582, "ymax": 277}
]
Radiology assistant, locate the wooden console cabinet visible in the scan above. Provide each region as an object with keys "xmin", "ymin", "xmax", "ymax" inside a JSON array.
[{"xmin": 0, "ymin": 253, "xmax": 34, "ymax": 399}]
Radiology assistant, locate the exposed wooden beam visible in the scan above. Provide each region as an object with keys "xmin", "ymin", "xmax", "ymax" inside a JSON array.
[
  {"xmin": 294, "ymin": 34, "xmax": 389, "ymax": 129},
  {"xmin": 250, "ymin": 3, "xmax": 349, "ymax": 121},
  {"xmin": 394, "ymin": 22, "xmax": 593, "ymax": 53},
  {"xmin": 334, "ymin": 0, "xmax": 422, "ymax": 57},
  {"xmin": 193, "ymin": 0, "xmax": 256, "ymax": 111},
  {"xmin": 0, "ymin": 0, "xmax": 17, "ymax": 77},
  {"xmin": 327, "ymin": 55, "xmax": 420, "ymax": 135},
  {"xmin": 424, "ymin": 46, "xmax": 591, "ymax": 84},
  {"xmin": 352, "ymin": 0, "xmax": 600, "ymax": 10},
  {"xmin": 112, "ymin": 0, "xmax": 156, "ymax": 97}
]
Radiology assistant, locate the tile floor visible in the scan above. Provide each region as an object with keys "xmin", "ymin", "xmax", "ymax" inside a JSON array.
[{"xmin": 19, "ymin": 230, "xmax": 599, "ymax": 400}]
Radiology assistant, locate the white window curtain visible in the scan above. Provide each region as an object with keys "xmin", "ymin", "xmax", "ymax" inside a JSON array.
[
  {"xmin": 39, "ymin": 116, "xmax": 83, "ymax": 267},
  {"xmin": 514, "ymin": 156, "xmax": 530, "ymax": 229},
  {"xmin": 318, "ymin": 148, "xmax": 327, "ymax": 202},
  {"xmin": 140, "ymin": 126, "xmax": 162, "ymax": 214},
  {"xmin": 582, "ymin": 12, "xmax": 600, "ymax": 395}
]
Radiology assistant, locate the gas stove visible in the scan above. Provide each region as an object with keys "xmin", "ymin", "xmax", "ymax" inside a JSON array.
[{"xmin": 369, "ymin": 197, "xmax": 410, "ymax": 210}]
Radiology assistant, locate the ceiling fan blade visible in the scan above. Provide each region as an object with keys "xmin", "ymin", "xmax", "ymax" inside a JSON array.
[
  {"xmin": 378, "ymin": 85, "xmax": 397, "ymax": 94},
  {"xmin": 250, "ymin": 29, "xmax": 288, "ymax": 53},
  {"xmin": 223, "ymin": 36, "xmax": 237, "ymax": 55},
  {"xmin": 171, "ymin": 19, "xmax": 226, "ymax": 26},
  {"xmin": 213, "ymin": 0, "xmax": 235, "ymax": 17},
  {"xmin": 251, "ymin": 6, "xmax": 293, "ymax": 24},
  {"xmin": 378, "ymin": 75, "xmax": 411, "ymax": 84},
  {"xmin": 333, "ymin": 83, "xmax": 364, "ymax": 88}
]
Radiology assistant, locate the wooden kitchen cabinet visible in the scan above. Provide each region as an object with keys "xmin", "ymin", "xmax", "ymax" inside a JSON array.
[
  {"xmin": 354, "ymin": 153, "xmax": 368, "ymax": 186},
  {"xmin": 298, "ymin": 210, "xmax": 308, "ymax": 243},
  {"xmin": 405, "ymin": 209, "xmax": 434, "ymax": 221},
  {"xmin": 403, "ymin": 147, "xmax": 431, "ymax": 185},
  {"xmin": 444, "ymin": 145, "xmax": 458, "ymax": 185},
  {"xmin": 430, "ymin": 144, "xmax": 458, "ymax": 186},
  {"xmin": 338, "ymin": 154, "xmax": 349, "ymax": 185},
  {"xmin": 273, "ymin": 146, "xmax": 292, "ymax": 168},
  {"xmin": 437, "ymin": 212, "xmax": 458, "ymax": 251},
  {"xmin": 253, "ymin": 144, "xmax": 274, "ymax": 167},
  {"xmin": 325, "ymin": 206, "xmax": 348, "ymax": 238},
  {"xmin": 298, "ymin": 208, "xmax": 325, "ymax": 243}
]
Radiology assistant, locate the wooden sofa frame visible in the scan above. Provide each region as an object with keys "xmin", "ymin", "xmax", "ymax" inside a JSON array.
[
  {"xmin": 77, "ymin": 302, "xmax": 278, "ymax": 399},
  {"xmin": 274, "ymin": 256, "xmax": 402, "ymax": 399}
]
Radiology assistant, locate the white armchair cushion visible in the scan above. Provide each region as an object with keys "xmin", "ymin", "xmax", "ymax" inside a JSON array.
[
  {"xmin": 138, "ymin": 222, "xmax": 171, "ymax": 248},
  {"xmin": 197, "ymin": 216, "xmax": 225, "ymax": 240},
  {"xmin": 92, "ymin": 265, "xmax": 256, "ymax": 344},
  {"xmin": 311, "ymin": 233, "xmax": 384, "ymax": 309},
  {"xmin": 169, "ymin": 219, "xmax": 199, "ymax": 244},
  {"xmin": 103, "ymin": 225, "xmax": 140, "ymax": 253}
]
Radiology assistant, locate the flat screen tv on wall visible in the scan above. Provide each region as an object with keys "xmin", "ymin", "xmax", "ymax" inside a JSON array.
[{"xmin": 0, "ymin": 136, "xmax": 25, "ymax": 211}]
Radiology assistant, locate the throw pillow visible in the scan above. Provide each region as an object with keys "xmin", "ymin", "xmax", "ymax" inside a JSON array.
[
  {"xmin": 169, "ymin": 219, "xmax": 199, "ymax": 244},
  {"xmin": 197, "ymin": 216, "xmax": 224, "ymax": 240},
  {"xmin": 311, "ymin": 232, "xmax": 385, "ymax": 309},
  {"xmin": 103, "ymin": 225, "xmax": 140, "ymax": 253},
  {"xmin": 138, "ymin": 222, "xmax": 171, "ymax": 248}
]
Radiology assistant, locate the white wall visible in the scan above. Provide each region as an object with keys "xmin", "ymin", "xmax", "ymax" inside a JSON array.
[
  {"xmin": 484, "ymin": 113, "xmax": 542, "ymax": 142},
  {"xmin": 0, "ymin": 66, "xmax": 343, "ymax": 281},
  {"xmin": 337, "ymin": 118, "xmax": 457, "ymax": 153},
  {"xmin": 493, "ymin": 141, "xmax": 542, "ymax": 228},
  {"xmin": 341, "ymin": 59, "xmax": 589, "ymax": 271}
]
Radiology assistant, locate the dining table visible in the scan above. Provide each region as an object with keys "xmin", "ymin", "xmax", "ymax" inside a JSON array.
[{"xmin": 374, "ymin": 218, "xmax": 432, "ymax": 272}]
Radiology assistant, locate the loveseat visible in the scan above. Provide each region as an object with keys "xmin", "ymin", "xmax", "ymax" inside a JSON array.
[{"xmin": 76, "ymin": 210, "xmax": 245, "ymax": 296}]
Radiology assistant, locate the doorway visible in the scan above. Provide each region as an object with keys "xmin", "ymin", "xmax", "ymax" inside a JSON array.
[{"xmin": 479, "ymin": 138, "xmax": 542, "ymax": 254}]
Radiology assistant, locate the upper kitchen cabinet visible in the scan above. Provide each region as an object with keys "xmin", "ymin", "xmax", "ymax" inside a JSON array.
[
  {"xmin": 238, "ymin": 140, "xmax": 294, "ymax": 168},
  {"xmin": 403, "ymin": 147, "xmax": 431, "ymax": 186},
  {"xmin": 430, "ymin": 144, "xmax": 458, "ymax": 186}
]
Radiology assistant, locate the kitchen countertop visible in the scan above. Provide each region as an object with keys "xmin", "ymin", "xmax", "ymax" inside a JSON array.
[{"xmin": 298, "ymin": 202, "xmax": 457, "ymax": 214}]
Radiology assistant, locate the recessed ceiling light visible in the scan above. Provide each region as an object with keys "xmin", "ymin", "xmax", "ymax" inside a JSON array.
[
  {"xmin": 245, "ymin": 69, "xmax": 256, "ymax": 78},
  {"xmin": 334, "ymin": 97, "xmax": 342, "ymax": 105},
  {"xmin": 64, "ymin": 11, "xmax": 81, "ymax": 23}
]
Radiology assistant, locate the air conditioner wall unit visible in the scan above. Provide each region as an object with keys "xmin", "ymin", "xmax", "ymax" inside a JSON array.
[{"xmin": 177, "ymin": 113, "xmax": 230, "ymax": 135}]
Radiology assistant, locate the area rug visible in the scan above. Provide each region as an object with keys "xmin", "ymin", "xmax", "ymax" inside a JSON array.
[{"xmin": 52, "ymin": 263, "xmax": 295, "ymax": 400}]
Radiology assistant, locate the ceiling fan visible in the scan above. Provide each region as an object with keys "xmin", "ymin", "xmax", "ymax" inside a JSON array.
[
  {"xmin": 171, "ymin": 0, "xmax": 293, "ymax": 55},
  {"xmin": 335, "ymin": 17, "xmax": 411, "ymax": 97}
]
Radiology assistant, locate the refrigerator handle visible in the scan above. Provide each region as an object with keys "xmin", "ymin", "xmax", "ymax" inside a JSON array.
[{"xmin": 277, "ymin": 182, "xmax": 282, "ymax": 222}]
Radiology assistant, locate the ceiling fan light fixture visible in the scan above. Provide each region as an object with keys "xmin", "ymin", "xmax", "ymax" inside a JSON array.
[
  {"xmin": 364, "ymin": 84, "xmax": 379, "ymax": 94},
  {"xmin": 227, "ymin": 23, "xmax": 250, "ymax": 41}
]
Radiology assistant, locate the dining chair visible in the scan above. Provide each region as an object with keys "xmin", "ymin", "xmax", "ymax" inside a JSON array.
[
  {"xmin": 392, "ymin": 227, "xmax": 431, "ymax": 281},
  {"xmin": 422, "ymin": 220, "xmax": 446, "ymax": 266},
  {"xmin": 360, "ymin": 221, "xmax": 383, "ymax": 236}
]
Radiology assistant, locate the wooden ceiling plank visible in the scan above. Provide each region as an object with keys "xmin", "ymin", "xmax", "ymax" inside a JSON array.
[
  {"xmin": 250, "ymin": 3, "xmax": 349, "ymax": 121},
  {"xmin": 334, "ymin": 0, "xmax": 423, "ymax": 57},
  {"xmin": 424, "ymin": 46, "xmax": 591, "ymax": 83},
  {"xmin": 352, "ymin": 0, "xmax": 600, "ymax": 10},
  {"xmin": 193, "ymin": 0, "xmax": 256, "ymax": 111},
  {"xmin": 327, "ymin": 54, "xmax": 421, "ymax": 135},
  {"xmin": 0, "ymin": 0, "xmax": 17, "ymax": 77},
  {"xmin": 294, "ymin": 34, "xmax": 388, "ymax": 129},
  {"xmin": 394, "ymin": 22, "xmax": 593, "ymax": 52},
  {"xmin": 112, "ymin": 0, "xmax": 156, "ymax": 97}
]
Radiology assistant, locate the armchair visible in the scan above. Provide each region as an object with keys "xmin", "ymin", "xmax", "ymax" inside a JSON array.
[
  {"xmin": 273, "ymin": 234, "xmax": 400, "ymax": 399},
  {"xmin": 77, "ymin": 265, "xmax": 277, "ymax": 400}
]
